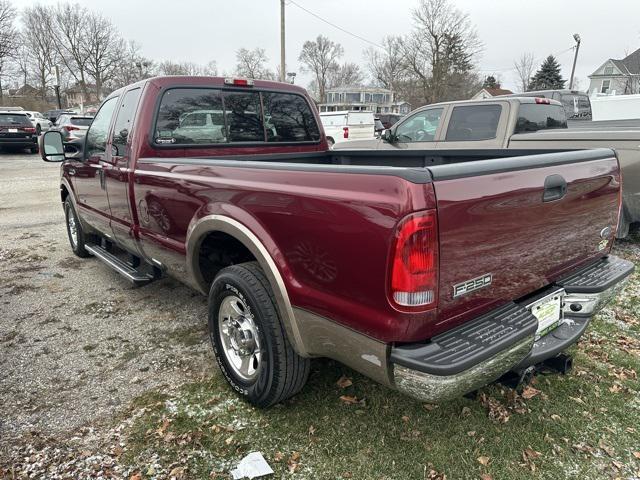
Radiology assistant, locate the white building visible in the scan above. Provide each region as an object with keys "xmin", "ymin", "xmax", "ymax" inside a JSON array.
[
  {"xmin": 588, "ymin": 48, "xmax": 640, "ymax": 95},
  {"xmin": 318, "ymin": 86, "xmax": 411, "ymax": 115}
]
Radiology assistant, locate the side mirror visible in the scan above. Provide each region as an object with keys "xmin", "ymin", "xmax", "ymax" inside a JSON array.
[
  {"xmin": 40, "ymin": 130, "xmax": 66, "ymax": 162},
  {"xmin": 381, "ymin": 129, "xmax": 396, "ymax": 143}
]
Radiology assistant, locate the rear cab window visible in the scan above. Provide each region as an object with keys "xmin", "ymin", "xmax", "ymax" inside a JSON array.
[
  {"xmin": 514, "ymin": 104, "xmax": 567, "ymax": 134},
  {"xmin": 445, "ymin": 104, "xmax": 502, "ymax": 142},
  {"xmin": 154, "ymin": 87, "xmax": 320, "ymax": 146}
]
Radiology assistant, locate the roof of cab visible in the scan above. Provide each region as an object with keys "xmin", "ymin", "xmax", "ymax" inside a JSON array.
[{"xmin": 144, "ymin": 76, "xmax": 311, "ymax": 96}]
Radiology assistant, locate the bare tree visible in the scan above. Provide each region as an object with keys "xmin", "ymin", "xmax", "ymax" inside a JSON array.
[
  {"xmin": 402, "ymin": 0, "xmax": 482, "ymax": 104},
  {"xmin": 364, "ymin": 36, "xmax": 406, "ymax": 91},
  {"xmin": 298, "ymin": 35, "xmax": 344, "ymax": 101},
  {"xmin": 157, "ymin": 60, "xmax": 210, "ymax": 76},
  {"xmin": 328, "ymin": 62, "xmax": 364, "ymax": 89},
  {"xmin": 234, "ymin": 48, "xmax": 274, "ymax": 79},
  {"xmin": 53, "ymin": 3, "xmax": 91, "ymax": 99},
  {"xmin": 22, "ymin": 5, "xmax": 57, "ymax": 99},
  {"xmin": 0, "ymin": 0, "xmax": 18, "ymax": 99},
  {"xmin": 84, "ymin": 12, "xmax": 123, "ymax": 100},
  {"xmin": 513, "ymin": 52, "xmax": 535, "ymax": 92}
]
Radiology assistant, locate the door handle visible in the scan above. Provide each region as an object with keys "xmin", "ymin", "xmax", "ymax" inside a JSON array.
[
  {"xmin": 99, "ymin": 168, "xmax": 106, "ymax": 190},
  {"xmin": 543, "ymin": 174, "xmax": 567, "ymax": 202}
]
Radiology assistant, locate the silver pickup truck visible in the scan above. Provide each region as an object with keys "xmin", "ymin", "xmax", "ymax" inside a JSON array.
[{"xmin": 334, "ymin": 97, "xmax": 640, "ymax": 237}]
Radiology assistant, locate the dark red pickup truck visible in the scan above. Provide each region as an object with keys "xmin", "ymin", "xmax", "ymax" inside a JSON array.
[{"xmin": 40, "ymin": 76, "xmax": 633, "ymax": 407}]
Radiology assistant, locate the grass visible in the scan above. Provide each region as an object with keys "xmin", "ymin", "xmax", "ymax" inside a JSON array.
[{"xmin": 119, "ymin": 241, "xmax": 640, "ymax": 480}]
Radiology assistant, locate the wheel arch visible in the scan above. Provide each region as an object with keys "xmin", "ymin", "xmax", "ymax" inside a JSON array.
[{"xmin": 186, "ymin": 214, "xmax": 308, "ymax": 357}]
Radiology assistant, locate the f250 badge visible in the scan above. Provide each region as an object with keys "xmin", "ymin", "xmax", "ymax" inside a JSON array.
[{"xmin": 453, "ymin": 273, "xmax": 492, "ymax": 298}]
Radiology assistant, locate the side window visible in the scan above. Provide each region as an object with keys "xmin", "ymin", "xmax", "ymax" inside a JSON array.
[
  {"xmin": 155, "ymin": 89, "xmax": 226, "ymax": 144},
  {"xmin": 111, "ymin": 88, "xmax": 142, "ymax": 156},
  {"xmin": 224, "ymin": 91, "xmax": 264, "ymax": 142},
  {"xmin": 445, "ymin": 105, "xmax": 502, "ymax": 142},
  {"xmin": 86, "ymin": 97, "xmax": 118, "ymax": 157},
  {"xmin": 394, "ymin": 108, "xmax": 443, "ymax": 142},
  {"xmin": 262, "ymin": 92, "xmax": 321, "ymax": 142}
]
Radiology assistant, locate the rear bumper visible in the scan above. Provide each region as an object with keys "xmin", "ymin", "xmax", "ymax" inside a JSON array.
[
  {"xmin": 0, "ymin": 137, "xmax": 37, "ymax": 148},
  {"xmin": 391, "ymin": 255, "xmax": 634, "ymax": 403}
]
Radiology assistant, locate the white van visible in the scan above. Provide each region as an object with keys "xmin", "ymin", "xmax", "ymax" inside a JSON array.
[{"xmin": 320, "ymin": 111, "xmax": 375, "ymax": 146}]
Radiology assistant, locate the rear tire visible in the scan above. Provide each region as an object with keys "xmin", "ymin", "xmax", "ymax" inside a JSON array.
[
  {"xmin": 30, "ymin": 145, "xmax": 39, "ymax": 154},
  {"xmin": 208, "ymin": 261, "xmax": 310, "ymax": 408},
  {"xmin": 64, "ymin": 198, "xmax": 91, "ymax": 258}
]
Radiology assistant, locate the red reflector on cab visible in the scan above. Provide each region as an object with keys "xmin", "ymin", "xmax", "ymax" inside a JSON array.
[
  {"xmin": 224, "ymin": 78, "xmax": 254, "ymax": 87},
  {"xmin": 535, "ymin": 97, "xmax": 551, "ymax": 104},
  {"xmin": 389, "ymin": 210, "xmax": 439, "ymax": 310}
]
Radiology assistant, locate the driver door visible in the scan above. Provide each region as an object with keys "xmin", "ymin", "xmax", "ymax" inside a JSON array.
[
  {"xmin": 378, "ymin": 107, "xmax": 445, "ymax": 150},
  {"xmin": 72, "ymin": 96, "xmax": 118, "ymax": 237}
]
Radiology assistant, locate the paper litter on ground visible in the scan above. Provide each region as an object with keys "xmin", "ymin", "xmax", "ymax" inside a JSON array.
[{"xmin": 230, "ymin": 451, "xmax": 274, "ymax": 479}]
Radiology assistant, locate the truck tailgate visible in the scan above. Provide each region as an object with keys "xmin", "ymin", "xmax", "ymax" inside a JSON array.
[{"xmin": 429, "ymin": 149, "xmax": 620, "ymax": 333}]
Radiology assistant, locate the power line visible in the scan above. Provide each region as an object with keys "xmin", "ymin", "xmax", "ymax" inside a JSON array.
[{"xmin": 287, "ymin": 0, "xmax": 383, "ymax": 49}]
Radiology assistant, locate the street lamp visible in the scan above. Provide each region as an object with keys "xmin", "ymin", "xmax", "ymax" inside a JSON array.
[
  {"xmin": 286, "ymin": 72, "xmax": 296, "ymax": 84},
  {"xmin": 569, "ymin": 33, "xmax": 581, "ymax": 90}
]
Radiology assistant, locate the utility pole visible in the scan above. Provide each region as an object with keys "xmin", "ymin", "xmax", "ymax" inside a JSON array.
[
  {"xmin": 54, "ymin": 65, "xmax": 62, "ymax": 109},
  {"xmin": 569, "ymin": 33, "xmax": 581, "ymax": 90},
  {"xmin": 280, "ymin": 0, "xmax": 286, "ymax": 83}
]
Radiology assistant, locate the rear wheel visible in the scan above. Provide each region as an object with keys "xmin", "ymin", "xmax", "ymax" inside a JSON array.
[
  {"xmin": 209, "ymin": 261, "xmax": 310, "ymax": 408},
  {"xmin": 30, "ymin": 145, "xmax": 39, "ymax": 154},
  {"xmin": 64, "ymin": 198, "xmax": 90, "ymax": 257}
]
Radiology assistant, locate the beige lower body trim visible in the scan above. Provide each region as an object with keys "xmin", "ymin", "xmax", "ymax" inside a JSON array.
[{"xmin": 293, "ymin": 308, "xmax": 393, "ymax": 387}]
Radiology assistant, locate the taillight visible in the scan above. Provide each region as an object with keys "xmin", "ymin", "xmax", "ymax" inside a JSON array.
[
  {"xmin": 343, "ymin": 126, "xmax": 349, "ymax": 139},
  {"xmin": 389, "ymin": 210, "xmax": 439, "ymax": 310},
  {"xmin": 65, "ymin": 125, "xmax": 80, "ymax": 131},
  {"xmin": 22, "ymin": 127, "xmax": 36, "ymax": 133},
  {"xmin": 224, "ymin": 78, "xmax": 254, "ymax": 87},
  {"xmin": 535, "ymin": 98, "xmax": 551, "ymax": 104}
]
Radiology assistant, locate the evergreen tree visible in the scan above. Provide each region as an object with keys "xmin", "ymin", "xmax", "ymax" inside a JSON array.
[
  {"xmin": 528, "ymin": 55, "xmax": 566, "ymax": 90},
  {"xmin": 482, "ymin": 75, "xmax": 500, "ymax": 89}
]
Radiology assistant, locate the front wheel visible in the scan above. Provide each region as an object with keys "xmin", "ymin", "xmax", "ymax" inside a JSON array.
[
  {"xmin": 64, "ymin": 198, "xmax": 91, "ymax": 257},
  {"xmin": 208, "ymin": 262, "xmax": 310, "ymax": 408}
]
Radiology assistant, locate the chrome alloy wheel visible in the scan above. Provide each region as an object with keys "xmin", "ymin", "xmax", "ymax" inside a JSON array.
[
  {"xmin": 218, "ymin": 295, "xmax": 262, "ymax": 381},
  {"xmin": 67, "ymin": 210, "xmax": 78, "ymax": 248}
]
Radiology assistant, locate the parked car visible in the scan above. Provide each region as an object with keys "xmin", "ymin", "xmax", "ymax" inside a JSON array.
[
  {"xmin": 374, "ymin": 118, "xmax": 385, "ymax": 136},
  {"xmin": 39, "ymin": 76, "xmax": 633, "ymax": 409},
  {"xmin": 377, "ymin": 113, "xmax": 404, "ymax": 129},
  {"xmin": 43, "ymin": 109, "xmax": 75, "ymax": 124},
  {"xmin": 0, "ymin": 111, "xmax": 38, "ymax": 153},
  {"xmin": 500, "ymin": 89, "xmax": 592, "ymax": 121},
  {"xmin": 334, "ymin": 96, "xmax": 640, "ymax": 237},
  {"xmin": 52, "ymin": 114, "xmax": 93, "ymax": 141},
  {"xmin": 21, "ymin": 111, "xmax": 53, "ymax": 135},
  {"xmin": 320, "ymin": 110, "xmax": 375, "ymax": 146}
]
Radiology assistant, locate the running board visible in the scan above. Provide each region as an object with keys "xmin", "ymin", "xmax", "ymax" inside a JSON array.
[{"xmin": 85, "ymin": 244, "xmax": 156, "ymax": 286}]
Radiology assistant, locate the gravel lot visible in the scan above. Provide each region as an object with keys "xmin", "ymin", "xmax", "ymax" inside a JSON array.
[{"xmin": 0, "ymin": 152, "xmax": 214, "ymax": 458}]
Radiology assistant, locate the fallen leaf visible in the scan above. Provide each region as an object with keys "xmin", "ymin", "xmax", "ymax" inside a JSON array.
[
  {"xmin": 480, "ymin": 475, "xmax": 493, "ymax": 480},
  {"xmin": 461, "ymin": 406, "xmax": 471, "ymax": 417},
  {"xmin": 467, "ymin": 431, "xmax": 476, "ymax": 437},
  {"xmin": 336, "ymin": 376, "xmax": 353, "ymax": 389},
  {"xmin": 308, "ymin": 425, "xmax": 316, "ymax": 436},
  {"xmin": 129, "ymin": 474, "xmax": 142, "ymax": 480},
  {"xmin": 339, "ymin": 395, "xmax": 359, "ymax": 405},
  {"xmin": 169, "ymin": 467, "xmax": 185, "ymax": 478},
  {"xmin": 225, "ymin": 436, "xmax": 234, "ymax": 445},
  {"xmin": 569, "ymin": 396, "xmax": 585, "ymax": 405},
  {"xmin": 273, "ymin": 451, "xmax": 284, "ymax": 462},
  {"xmin": 633, "ymin": 451, "xmax": 640, "ymax": 459},
  {"xmin": 423, "ymin": 403, "xmax": 438, "ymax": 411},
  {"xmin": 521, "ymin": 386, "xmax": 541, "ymax": 400},
  {"xmin": 402, "ymin": 415, "xmax": 410, "ymax": 423},
  {"xmin": 550, "ymin": 414, "xmax": 562, "ymax": 421},
  {"xmin": 477, "ymin": 456, "xmax": 490, "ymax": 466}
]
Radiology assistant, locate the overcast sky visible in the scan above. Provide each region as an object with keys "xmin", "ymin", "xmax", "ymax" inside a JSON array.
[{"xmin": 10, "ymin": 0, "xmax": 640, "ymax": 94}]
